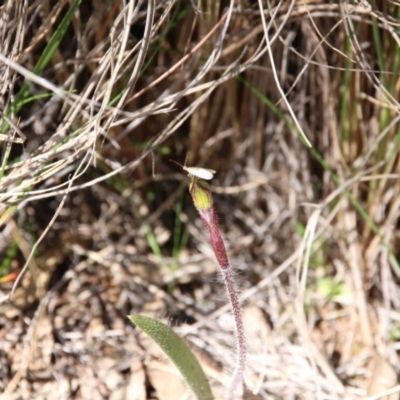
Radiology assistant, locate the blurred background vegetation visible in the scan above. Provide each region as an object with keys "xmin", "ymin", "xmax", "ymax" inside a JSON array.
[{"xmin": 1, "ymin": 0, "xmax": 400, "ymax": 399}]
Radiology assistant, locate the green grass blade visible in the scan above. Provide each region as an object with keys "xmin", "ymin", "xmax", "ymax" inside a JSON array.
[{"xmin": 13, "ymin": 0, "xmax": 82, "ymax": 112}]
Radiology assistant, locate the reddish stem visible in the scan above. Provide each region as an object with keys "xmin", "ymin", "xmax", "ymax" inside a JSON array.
[{"xmin": 196, "ymin": 205, "xmax": 246, "ymax": 399}]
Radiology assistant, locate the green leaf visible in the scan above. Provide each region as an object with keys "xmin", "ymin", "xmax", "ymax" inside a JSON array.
[{"xmin": 128, "ymin": 315, "xmax": 214, "ymax": 400}]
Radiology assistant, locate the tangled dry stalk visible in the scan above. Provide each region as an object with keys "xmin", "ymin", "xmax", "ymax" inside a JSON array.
[{"xmin": 1, "ymin": 0, "xmax": 400, "ymax": 399}]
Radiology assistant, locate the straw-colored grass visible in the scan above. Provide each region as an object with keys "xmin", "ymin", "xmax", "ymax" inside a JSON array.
[{"xmin": 1, "ymin": 1, "xmax": 400, "ymax": 399}]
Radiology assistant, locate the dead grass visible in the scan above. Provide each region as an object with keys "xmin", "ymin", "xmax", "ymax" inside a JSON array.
[{"xmin": 1, "ymin": 0, "xmax": 400, "ymax": 399}]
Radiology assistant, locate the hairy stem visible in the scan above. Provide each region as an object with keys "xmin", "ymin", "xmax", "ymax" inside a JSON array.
[
  {"xmin": 189, "ymin": 179, "xmax": 246, "ymax": 399},
  {"xmin": 221, "ymin": 267, "xmax": 246, "ymax": 400}
]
